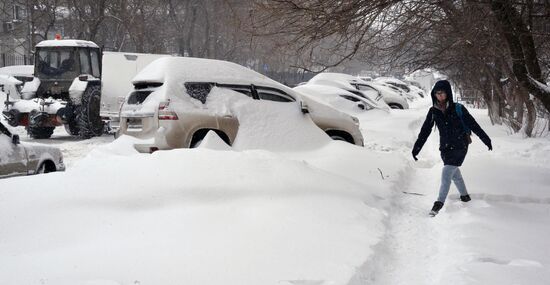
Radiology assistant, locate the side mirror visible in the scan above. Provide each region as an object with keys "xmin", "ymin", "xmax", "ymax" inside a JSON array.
[
  {"xmin": 12, "ymin": 134, "xmax": 20, "ymax": 145},
  {"xmin": 300, "ymin": 101, "xmax": 309, "ymax": 114},
  {"xmin": 358, "ymin": 104, "xmax": 365, "ymax": 110}
]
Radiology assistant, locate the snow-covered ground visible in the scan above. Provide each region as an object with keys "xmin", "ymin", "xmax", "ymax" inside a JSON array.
[{"xmin": 1, "ymin": 94, "xmax": 549, "ymax": 285}]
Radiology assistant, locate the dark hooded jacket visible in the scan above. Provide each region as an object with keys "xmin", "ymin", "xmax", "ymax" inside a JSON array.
[{"xmin": 412, "ymin": 80, "xmax": 491, "ymax": 166}]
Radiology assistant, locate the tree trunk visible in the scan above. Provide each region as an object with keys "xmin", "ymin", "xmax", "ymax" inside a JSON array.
[{"xmin": 490, "ymin": 0, "xmax": 550, "ymax": 114}]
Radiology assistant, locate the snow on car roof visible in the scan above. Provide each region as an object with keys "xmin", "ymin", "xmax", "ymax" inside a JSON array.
[
  {"xmin": 0, "ymin": 65, "xmax": 34, "ymax": 77},
  {"xmin": 374, "ymin": 77, "xmax": 408, "ymax": 85},
  {"xmin": 36, "ymin": 39, "xmax": 99, "ymax": 48},
  {"xmin": 132, "ymin": 57, "xmax": 295, "ymax": 94},
  {"xmin": 0, "ymin": 74, "xmax": 23, "ymax": 85},
  {"xmin": 294, "ymin": 84, "xmax": 359, "ymax": 98},
  {"xmin": 310, "ymin": 72, "xmax": 370, "ymax": 85}
]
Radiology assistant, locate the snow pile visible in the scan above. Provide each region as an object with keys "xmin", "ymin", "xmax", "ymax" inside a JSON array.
[
  {"xmin": 21, "ymin": 77, "xmax": 41, "ymax": 99},
  {"xmin": 0, "ymin": 138, "xmax": 391, "ymax": 285},
  {"xmin": 0, "ymin": 75, "xmax": 23, "ymax": 101},
  {"xmin": 0, "ymin": 65, "xmax": 34, "ymax": 77},
  {"xmin": 8, "ymin": 98, "xmax": 65, "ymax": 114},
  {"xmin": 219, "ymin": 97, "xmax": 330, "ymax": 151}
]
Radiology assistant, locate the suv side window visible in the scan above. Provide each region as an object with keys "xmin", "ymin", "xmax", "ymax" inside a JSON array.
[
  {"xmin": 228, "ymin": 87, "xmax": 253, "ymax": 98},
  {"xmin": 214, "ymin": 84, "xmax": 254, "ymax": 98},
  {"xmin": 185, "ymin": 82, "xmax": 213, "ymax": 104},
  {"xmin": 340, "ymin": 95, "xmax": 360, "ymax": 102},
  {"xmin": 256, "ymin": 87, "xmax": 295, "ymax": 102},
  {"xmin": 356, "ymin": 84, "xmax": 376, "ymax": 92}
]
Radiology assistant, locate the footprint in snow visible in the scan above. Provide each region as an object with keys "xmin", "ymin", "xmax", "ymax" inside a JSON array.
[{"xmin": 475, "ymin": 257, "xmax": 543, "ymax": 268}]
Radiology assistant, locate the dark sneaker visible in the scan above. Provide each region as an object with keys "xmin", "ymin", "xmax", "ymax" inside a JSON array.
[
  {"xmin": 460, "ymin": 195, "xmax": 471, "ymax": 202},
  {"xmin": 429, "ymin": 201, "xmax": 444, "ymax": 217}
]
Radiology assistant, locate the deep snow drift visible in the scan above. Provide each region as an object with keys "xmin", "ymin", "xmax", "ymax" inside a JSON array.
[{"xmin": 0, "ymin": 93, "xmax": 549, "ymax": 285}]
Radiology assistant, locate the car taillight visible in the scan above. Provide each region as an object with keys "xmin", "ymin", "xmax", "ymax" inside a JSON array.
[{"xmin": 158, "ymin": 100, "xmax": 178, "ymax": 120}]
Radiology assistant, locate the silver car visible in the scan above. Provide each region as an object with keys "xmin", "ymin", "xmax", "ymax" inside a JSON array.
[
  {"xmin": 0, "ymin": 121, "xmax": 65, "ymax": 179},
  {"xmin": 117, "ymin": 57, "xmax": 364, "ymax": 152}
]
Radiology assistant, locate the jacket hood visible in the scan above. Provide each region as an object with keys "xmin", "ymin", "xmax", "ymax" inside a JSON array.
[{"xmin": 431, "ymin": 80, "xmax": 453, "ymax": 106}]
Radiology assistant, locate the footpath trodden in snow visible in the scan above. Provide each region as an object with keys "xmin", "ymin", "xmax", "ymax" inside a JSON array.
[
  {"xmin": 354, "ymin": 100, "xmax": 550, "ymax": 285},
  {"xmin": 0, "ymin": 94, "xmax": 549, "ymax": 284}
]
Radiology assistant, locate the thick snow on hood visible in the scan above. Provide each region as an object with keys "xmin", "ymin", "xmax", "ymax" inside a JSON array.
[
  {"xmin": 0, "ymin": 65, "xmax": 34, "ymax": 77},
  {"xmin": 294, "ymin": 84, "xmax": 383, "ymax": 114},
  {"xmin": 308, "ymin": 72, "xmax": 367, "ymax": 92}
]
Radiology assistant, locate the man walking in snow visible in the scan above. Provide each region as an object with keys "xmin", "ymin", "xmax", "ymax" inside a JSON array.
[{"xmin": 412, "ymin": 80, "xmax": 492, "ymax": 216}]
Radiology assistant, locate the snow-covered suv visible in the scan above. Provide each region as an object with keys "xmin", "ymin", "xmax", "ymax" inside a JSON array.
[
  {"xmin": 0, "ymin": 121, "xmax": 65, "ymax": 179},
  {"xmin": 116, "ymin": 57, "xmax": 364, "ymax": 152}
]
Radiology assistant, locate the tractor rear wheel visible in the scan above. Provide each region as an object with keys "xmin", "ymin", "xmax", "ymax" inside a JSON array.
[{"xmin": 77, "ymin": 85, "xmax": 104, "ymax": 139}]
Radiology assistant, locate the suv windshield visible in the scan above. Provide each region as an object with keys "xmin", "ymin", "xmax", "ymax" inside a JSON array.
[{"xmin": 36, "ymin": 48, "xmax": 76, "ymax": 78}]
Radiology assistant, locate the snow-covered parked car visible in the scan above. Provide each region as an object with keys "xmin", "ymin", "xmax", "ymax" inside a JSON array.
[
  {"xmin": 117, "ymin": 57, "xmax": 364, "ymax": 152},
  {"xmin": 0, "ymin": 121, "xmax": 65, "ymax": 179},
  {"xmin": 0, "ymin": 65, "xmax": 34, "ymax": 84},
  {"xmin": 294, "ymin": 83, "xmax": 389, "ymax": 113},
  {"xmin": 308, "ymin": 72, "xmax": 409, "ymax": 109},
  {"xmin": 373, "ymin": 77, "xmax": 426, "ymax": 101},
  {"xmin": 0, "ymin": 74, "xmax": 24, "ymax": 101}
]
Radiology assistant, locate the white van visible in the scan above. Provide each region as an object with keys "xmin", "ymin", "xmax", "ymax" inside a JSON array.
[{"xmin": 100, "ymin": 52, "xmax": 172, "ymax": 129}]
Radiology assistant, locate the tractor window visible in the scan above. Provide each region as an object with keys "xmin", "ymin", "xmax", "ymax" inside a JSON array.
[
  {"xmin": 80, "ymin": 50, "xmax": 91, "ymax": 75},
  {"xmin": 37, "ymin": 49, "xmax": 75, "ymax": 76},
  {"xmin": 90, "ymin": 50, "xmax": 100, "ymax": 78}
]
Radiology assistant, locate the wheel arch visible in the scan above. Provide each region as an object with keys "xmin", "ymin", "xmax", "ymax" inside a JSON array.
[
  {"xmin": 189, "ymin": 128, "xmax": 232, "ymax": 148},
  {"xmin": 325, "ymin": 129, "xmax": 355, "ymax": 144},
  {"xmin": 37, "ymin": 159, "xmax": 57, "ymax": 174}
]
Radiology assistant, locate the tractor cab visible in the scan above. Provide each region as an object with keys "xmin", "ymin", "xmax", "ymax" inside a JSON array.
[{"xmin": 34, "ymin": 39, "xmax": 101, "ymax": 100}]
